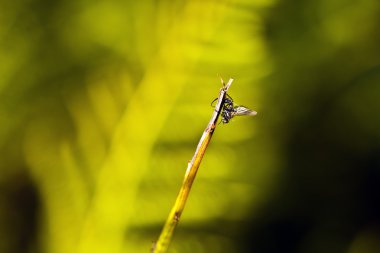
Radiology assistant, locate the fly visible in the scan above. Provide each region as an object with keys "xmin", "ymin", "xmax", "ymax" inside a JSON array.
[{"xmin": 212, "ymin": 94, "xmax": 257, "ymax": 124}]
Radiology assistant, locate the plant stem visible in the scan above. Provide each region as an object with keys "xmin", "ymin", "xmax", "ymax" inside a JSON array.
[{"xmin": 152, "ymin": 78, "xmax": 234, "ymax": 253}]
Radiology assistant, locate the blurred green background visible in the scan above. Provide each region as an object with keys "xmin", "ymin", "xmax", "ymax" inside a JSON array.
[{"xmin": 1, "ymin": 0, "xmax": 380, "ymax": 252}]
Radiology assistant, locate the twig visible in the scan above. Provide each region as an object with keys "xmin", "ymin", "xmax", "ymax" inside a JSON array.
[{"xmin": 151, "ymin": 78, "xmax": 234, "ymax": 253}]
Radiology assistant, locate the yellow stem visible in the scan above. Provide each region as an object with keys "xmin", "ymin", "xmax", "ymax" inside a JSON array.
[{"xmin": 152, "ymin": 78, "xmax": 233, "ymax": 253}]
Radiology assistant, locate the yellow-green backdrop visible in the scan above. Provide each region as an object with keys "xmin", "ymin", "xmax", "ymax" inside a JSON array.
[{"xmin": 1, "ymin": 0, "xmax": 380, "ymax": 253}]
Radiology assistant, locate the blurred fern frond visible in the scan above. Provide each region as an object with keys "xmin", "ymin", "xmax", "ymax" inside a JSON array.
[{"xmin": 1, "ymin": 0, "xmax": 271, "ymax": 253}]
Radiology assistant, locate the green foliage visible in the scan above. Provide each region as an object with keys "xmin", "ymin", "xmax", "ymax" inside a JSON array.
[{"xmin": 1, "ymin": 0, "xmax": 380, "ymax": 253}]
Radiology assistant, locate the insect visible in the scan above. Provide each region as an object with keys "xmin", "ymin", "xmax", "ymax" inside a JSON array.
[{"xmin": 212, "ymin": 94, "xmax": 257, "ymax": 124}]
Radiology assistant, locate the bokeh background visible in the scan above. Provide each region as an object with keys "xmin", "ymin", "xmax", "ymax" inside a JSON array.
[{"xmin": 1, "ymin": 0, "xmax": 380, "ymax": 252}]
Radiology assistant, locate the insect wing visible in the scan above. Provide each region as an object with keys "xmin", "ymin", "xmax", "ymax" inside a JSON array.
[{"xmin": 233, "ymin": 106, "xmax": 257, "ymax": 116}]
